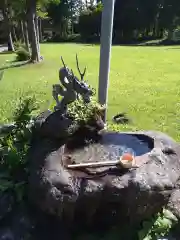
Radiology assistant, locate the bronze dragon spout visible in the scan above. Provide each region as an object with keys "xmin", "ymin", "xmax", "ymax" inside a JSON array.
[{"xmin": 52, "ymin": 54, "xmax": 94, "ymax": 113}]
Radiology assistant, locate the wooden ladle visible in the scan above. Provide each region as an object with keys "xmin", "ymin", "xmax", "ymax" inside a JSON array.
[{"xmin": 67, "ymin": 153, "xmax": 137, "ymax": 170}]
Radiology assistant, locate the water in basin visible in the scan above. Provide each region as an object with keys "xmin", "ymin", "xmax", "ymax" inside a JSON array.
[{"xmin": 65, "ymin": 132, "xmax": 154, "ymax": 164}]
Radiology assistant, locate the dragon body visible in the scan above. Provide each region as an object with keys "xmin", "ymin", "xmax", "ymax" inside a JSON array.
[{"xmin": 52, "ymin": 55, "xmax": 93, "ymax": 113}]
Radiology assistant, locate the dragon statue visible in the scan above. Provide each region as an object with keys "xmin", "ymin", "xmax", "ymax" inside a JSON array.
[{"xmin": 52, "ymin": 54, "xmax": 94, "ymax": 113}]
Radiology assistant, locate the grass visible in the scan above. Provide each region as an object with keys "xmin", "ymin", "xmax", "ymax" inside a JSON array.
[{"xmin": 0, "ymin": 43, "xmax": 180, "ymax": 141}]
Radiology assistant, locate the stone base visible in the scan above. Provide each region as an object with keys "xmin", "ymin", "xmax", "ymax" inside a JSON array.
[{"xmin": 28, "ymin": 130, "xmax": 180, "ymax": 231}]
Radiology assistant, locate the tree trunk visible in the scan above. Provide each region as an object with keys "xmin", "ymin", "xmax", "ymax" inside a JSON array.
[
  {"xmin": 152, "ymin": 25, "xmax": 156, "ymax": 37},
  {"xmin": 145, "ymin": 28, "xmax": 149, "ymax": 37},
  {"xmin": 35, "ymin": 16, "xmax": 40, "ymax": 53},
  {"xmin": 20, "ymin": 20, "xmax": 25, "ymax": 43},
  {"xmin": 23, "ymin": 21, "xmax": 30, "ymax": 53},
  {"xmin": 27, "ymin": 0, "xmax": 40, "ymax": 62},
  {"xmin": 39, "ymin": 18, "xmax": 43, "ymax": 42},
  {"xmin": 168, "ymin": 27, "xmax": 174, "ymax": 40},
  {"xmin": 12, "ymin": 26, "xmax": 17, "ymax": 42},
  {"xmin": 8, "ymin": 31, "xmax": 14, "ymax": 51}
]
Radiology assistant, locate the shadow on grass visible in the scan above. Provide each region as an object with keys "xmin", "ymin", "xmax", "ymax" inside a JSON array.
[
  {"xmin": 0, "ymin": 71, "xmax": 4, "ymax": 81},
  {"xmin": 40, "ymin": 41, "xmax": 100, "ymax": 46},
  {"xmin": 0, "ymin": 50, "xmax": 13, "ymax": 55},
  {"xmin": 0, "ymin": 60, "xmax": 31, "ymax": 71},
  {"xmin": 41, "ymin": 38, "xmax": 180, "ymax": 48},
  {"xmin": 166, "ymin": 47, "xmax": 180, "ymax": 50}
]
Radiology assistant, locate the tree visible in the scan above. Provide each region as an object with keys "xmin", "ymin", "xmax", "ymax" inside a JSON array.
[
  {"xmin": 45, "ymin": 0, "xmax": 180, "ymax": 43},
  {"xmin": 1, "ymin": 0, "xmax": 15, "ymax": 51},
  {"xmin": 2, "ymin": 0, "xmax": 180, "ymax": 48},
  {"xmin": 113, "ymin": 0, "xmax": 180, "ymax": 42},
  {"xmin": 47, "ymin": 0, "xmax": 70, "ymax": 38},
  {"xmin": 26, "ymin": 0, "xmax": 40, "ymax": 62},
  {"xmin": 25, "ymin": 0, "xmax": 60, "ymax": 62},
  {"xmin": 77, "ymin": 2, "xmax": 102, "ymax": 41},
  {"xmin": 8, "ymin": 0, "xmax": 30, "ymax": 51}
]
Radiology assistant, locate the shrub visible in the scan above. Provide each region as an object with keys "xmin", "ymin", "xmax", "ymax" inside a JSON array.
[
  {"xmin": 66, "ymin": 99, "xmax": 105, "ymax": 135},
  {"xmin": 0, "ymin": 96, "xmax": 38, "ymax": 201},
  {"xmin": 15, "ymin": 47, "xmax": 30, "ymax": 61},
  {"xmin": 14, "ymin": 41, "xmax": 27, "ymax": 51},
  {"xmin": 138, "ymin": 208, "xmax": 178, "ymax": 240},
  {"xmin": 67, "ymin": 99, "xmax": 104, "ymax": 123},
  {"xmin": 48, "ymin": 97, "xmax": 105, "ymax": 135},
  {"xmin": 14, "ymin": 40, "xmax": 31, "ymax": 61},
  {"xmin": 48, "ymin": 34, "xmax": 81, "ymax": 43}
]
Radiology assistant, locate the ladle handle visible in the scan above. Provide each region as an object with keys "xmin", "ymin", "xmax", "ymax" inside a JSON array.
[{"xmin": 67, "ymin": 160, "xmax": 119, "ymax": 169}]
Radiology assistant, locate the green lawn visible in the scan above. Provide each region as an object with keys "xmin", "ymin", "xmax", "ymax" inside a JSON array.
[{"xmin": 0, "ymin": 43, "xmax": 180, "ymax": 141}]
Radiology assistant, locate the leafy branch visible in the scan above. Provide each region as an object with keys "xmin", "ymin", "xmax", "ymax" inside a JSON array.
[
  {"xmin": 0, "ymin": 95, "xmax": 38, "ymax": 202},
  {"xmin": 138, "ymin": 208, "xmax": 178, "ymax": 240}
]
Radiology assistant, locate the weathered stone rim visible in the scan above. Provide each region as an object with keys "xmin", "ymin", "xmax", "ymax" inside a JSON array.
[{"xmin": 62, "ymin": 130, "xmax": 167, "ymax": 176}]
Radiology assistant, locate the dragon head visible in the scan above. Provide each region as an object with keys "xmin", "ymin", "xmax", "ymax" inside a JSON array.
[{"xmin": 59, "ymin": 55, "xmax": 95, "ymax": 103}]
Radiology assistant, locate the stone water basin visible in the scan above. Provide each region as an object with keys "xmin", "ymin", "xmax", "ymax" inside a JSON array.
[
  {"xmin": 63, "ymin": 132, "xmax": 154, "ymax": 172},
  {"xmin": 29, "ymin": 130, "xmax": 180, "ymax": 230}
]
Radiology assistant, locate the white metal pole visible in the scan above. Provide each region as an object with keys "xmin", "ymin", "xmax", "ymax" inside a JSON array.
[{"xmin": 98, "ymin": 0, "xmax": 115, "ymax": 122}]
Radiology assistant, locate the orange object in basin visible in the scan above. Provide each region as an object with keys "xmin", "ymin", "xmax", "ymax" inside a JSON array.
[{"xmin": 121, "ymin": 153, "xmax": 134, "ymax": 161}]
